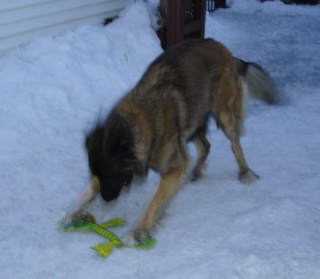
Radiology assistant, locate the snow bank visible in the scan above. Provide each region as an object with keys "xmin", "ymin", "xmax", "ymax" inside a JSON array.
[{"xmin": 0, "ymin": 1, "xmax": 319, "ymax": 279}]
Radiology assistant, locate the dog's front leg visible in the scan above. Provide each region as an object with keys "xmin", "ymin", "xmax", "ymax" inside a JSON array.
[
  {"xmin": 62, "ymin": 176, "xmax": 100, "ymax": 221},
  {"xmin": 124, "ymin": 155, "xmax": 188, "ymax": 245}
]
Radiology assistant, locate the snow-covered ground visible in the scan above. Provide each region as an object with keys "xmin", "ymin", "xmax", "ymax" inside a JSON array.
[{"xmin": 0, "ymin": 1, "xmax": 319, "ymax": 278}]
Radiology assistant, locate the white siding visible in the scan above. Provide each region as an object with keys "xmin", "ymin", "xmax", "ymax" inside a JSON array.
[{"xmin": 0, "ymin": 0, "xmax": 134, "ymax": 54}]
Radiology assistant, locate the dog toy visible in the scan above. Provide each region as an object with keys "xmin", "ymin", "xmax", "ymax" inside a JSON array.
[{"xmin": 59, "ymin": 212, "xmax": 156, "ymax": 258}]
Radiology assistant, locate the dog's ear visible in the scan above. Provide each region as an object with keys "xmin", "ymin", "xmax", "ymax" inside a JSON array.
[
  {"xmin": 85, "ymin": 126, "xmax": 104, "ymax": 151},
  {"xmin": 110, "ymin": 129, "xmax": 133, "ymax": 156},
  {"xmin": 106, "ymin": 112, "xmax": 134, "ymax": 156},
  {"xmin": 118, "ymin": 139, "xmax": 130, "ymax": 153}
]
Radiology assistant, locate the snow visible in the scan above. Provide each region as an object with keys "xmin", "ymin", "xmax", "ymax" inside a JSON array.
[{"xmin": 0, "ymin": 1, "xmax": 319, "ymax": 278}]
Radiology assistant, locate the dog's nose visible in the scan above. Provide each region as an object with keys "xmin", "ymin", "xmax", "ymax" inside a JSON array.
[
  {"xmin": 100, "ymin": 186, "xmax": 120, "ymax": 202},
  {"xmin": 100, "ymin": 190, "xmax": 113, "ymax": 202}
]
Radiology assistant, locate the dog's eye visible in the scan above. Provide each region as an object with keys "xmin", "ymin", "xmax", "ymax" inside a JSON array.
[
  {"xmin": 120, "ymin": 173, "xmax": 133, "ymax": 186},
  {"xmin": 123, "ymin": 180, "xmax": 130, "ymax": 186}
]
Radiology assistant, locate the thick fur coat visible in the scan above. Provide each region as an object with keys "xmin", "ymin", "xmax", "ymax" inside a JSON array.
[{"xmin": 68, "ymin": 39, "xmax": 277, "ymax": 244}]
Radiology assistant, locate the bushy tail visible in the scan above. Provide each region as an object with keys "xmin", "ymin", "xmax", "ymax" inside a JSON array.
[{"xmin": 234, "ymin": 57, "xmax": 277, "ymax": 105}]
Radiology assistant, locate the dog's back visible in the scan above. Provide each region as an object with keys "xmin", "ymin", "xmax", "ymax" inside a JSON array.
[{"xmin": 118, "ymin": 39, "xmax": 235, "ymax": 143}]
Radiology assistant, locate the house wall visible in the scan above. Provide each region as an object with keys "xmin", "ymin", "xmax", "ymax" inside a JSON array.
[{"xmin": 0, "ymin": 0, "xmax": 134, "ymax": 54}]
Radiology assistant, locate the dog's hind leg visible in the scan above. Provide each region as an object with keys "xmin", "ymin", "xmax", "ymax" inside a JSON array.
[
  {"xmin": 214, "ymin": 73, "xmax": 259, "ymax": 184},
  {"xmin": 191, "ymin": 132, "xmax": 211, "ymax": 181},
  {"xmin": 218, "ymin": 110, "xmax": 259, "ymax": 184}
]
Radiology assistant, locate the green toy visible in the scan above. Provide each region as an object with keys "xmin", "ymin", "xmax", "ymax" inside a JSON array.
[{"xmin": 59, "ymin": 212, "xmax": 156, "ymax": 258}]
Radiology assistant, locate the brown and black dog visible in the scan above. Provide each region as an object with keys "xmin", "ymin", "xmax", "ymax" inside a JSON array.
[{"xmin": 66, "ymin": 38, "xmax": 276, "ymax": 245}]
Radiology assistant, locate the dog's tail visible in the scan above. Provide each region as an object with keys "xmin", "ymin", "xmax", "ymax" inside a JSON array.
[{"xmin": 234, "ymin": 57, "xmax": 277, "ymax": 105}]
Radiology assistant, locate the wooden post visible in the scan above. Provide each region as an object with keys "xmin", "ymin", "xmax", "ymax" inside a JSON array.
[
  {"xmin": 166, "ymin": 0, "xmax": 185, "ymax": 47},
  {"xmin": 157, "ymin": 0, "xmax": 206, "ymax": 49}
]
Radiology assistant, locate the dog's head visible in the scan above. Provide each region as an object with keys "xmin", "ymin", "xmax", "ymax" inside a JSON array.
[{"xmin": 85, "ymin": 111, "xmax": 137, "ymax": 202}]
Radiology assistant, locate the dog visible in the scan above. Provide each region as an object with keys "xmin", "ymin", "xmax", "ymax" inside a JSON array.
[{"xmin": 67, "ymin": 38, "xmax": 277, "ymax": 245}]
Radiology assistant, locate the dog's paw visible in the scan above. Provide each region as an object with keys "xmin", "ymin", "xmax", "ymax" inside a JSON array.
[
  {"xmin": 190, "ymin": 163, "xmax": 207, "ymax": 182},
  {"xmin": 59, "ymin": 210, "xmax": 76, "ymax": 224},
  {"xmin": 123, "ymin": 228, "xmax": 149, "ymax": 247},
  {"xmin": 58, "ymin": 214, "xmax": 75, "ymax": 230},
  {"xmin": 190, "ymin": 169, "xmax": 202, "ymax": 182},
  {"xmin": 58, "ymin": 208, "xmax": 84, "ymax": 228},
  {"xmin": 239, "ymin": 169, "xmax": 259, "ymax": 184}
]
